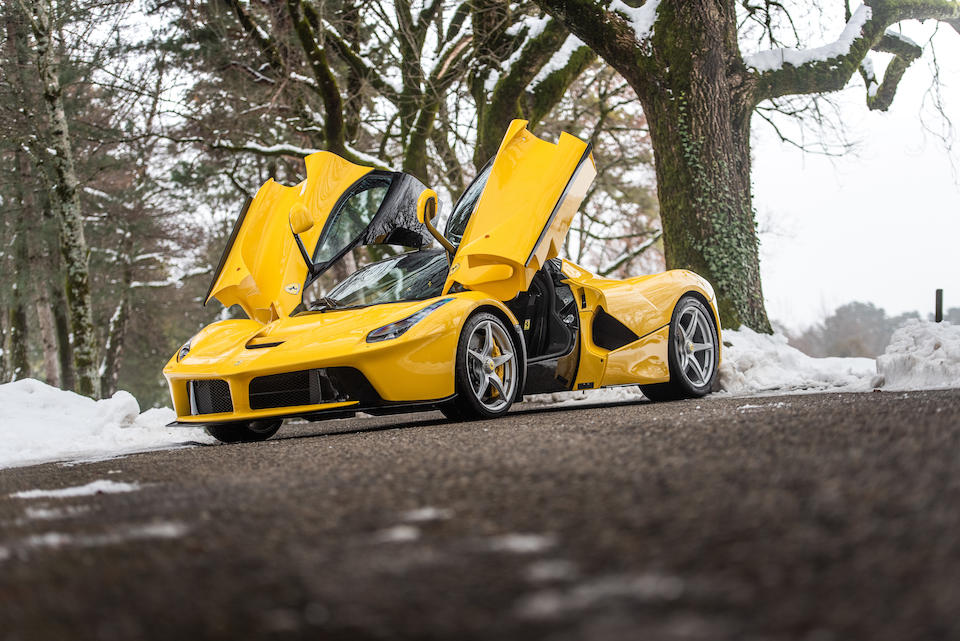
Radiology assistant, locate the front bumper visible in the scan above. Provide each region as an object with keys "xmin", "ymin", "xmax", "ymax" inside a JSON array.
[
  {"xmin": 162, "ymin": 298, "xmax": 481, "ymax": 425},
  {"xmin": 169, "ymin": 366, "xmax": 377, "ymax": 425}
]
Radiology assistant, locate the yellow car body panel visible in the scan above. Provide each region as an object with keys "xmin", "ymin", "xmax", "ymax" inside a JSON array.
[
  {"xmin": 163, "ymin": 120, "xmax": 721, "ymax": 428},
  {"xmin": 164, "ymin": 293, "xmax": 520, "ymax": 423},
  {"xmin": 445, "ymin": 120, "xmax": 596, "ymax": 301},
  {"xmin": 557, "ymin": 260, "xmax": 720, "ymax": 391},
  {"xmin": 206, "ymin": 152, "xmax": 373, "ymax": 323}
]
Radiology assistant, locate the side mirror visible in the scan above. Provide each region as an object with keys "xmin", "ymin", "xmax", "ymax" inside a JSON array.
[
  {"xmin": 288, "ymin": 203, "xmax": 315, "ymax": 274},
  {"xmin": 289, "ymin": 203, "xmax": 314, "ymax": 235},
  {"xmin": 416, "ymin": 190, "xmax": 437, "ymax": 225},
  {"xmin": 416, "ymin": 189, "xmax": 455, "ymax": 255}
]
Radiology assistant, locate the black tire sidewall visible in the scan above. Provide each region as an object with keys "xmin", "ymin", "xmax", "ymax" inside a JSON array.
[
  {"xmin": 452, "ymin": 312, "xmax": 518, "ymax": 420},
  {"xmin": 205, "ymin": 420, "xmax": 281, "ymax": 443},
  {"xmin": 668, "ymin": 295, "xmax": 719, "ymax": 397}
]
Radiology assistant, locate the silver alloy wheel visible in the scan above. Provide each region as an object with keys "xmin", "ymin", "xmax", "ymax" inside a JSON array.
[
  {"xmin": 465, "ymin": 319, "xmax": 517, "ymax": 412},
  {"xmin": 675, "ymin": 304, "xmax": 716, "ymax": 388}
]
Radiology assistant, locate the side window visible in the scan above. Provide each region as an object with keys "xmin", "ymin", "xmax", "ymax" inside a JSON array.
[
  {"xmin": 313, "ymin": 176, "xmax": 392, "ymax": 264},
  {"xmin": 444, "ymin": 162, "xmax": 492, "ymax": 245}
]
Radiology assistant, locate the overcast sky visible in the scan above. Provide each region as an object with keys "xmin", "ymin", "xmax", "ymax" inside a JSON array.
[{"xmin": 751, "ymin": 22, "xmax": 960, "ymax": 332}]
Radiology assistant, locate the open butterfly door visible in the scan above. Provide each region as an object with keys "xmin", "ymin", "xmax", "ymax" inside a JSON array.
[
  {"xmin": 204, "ymin": 153, "xmax": 372, "ymax": 323},
  {"xmin": 444, "ymin": 120, "xmax": 596, "ymax": 301}
]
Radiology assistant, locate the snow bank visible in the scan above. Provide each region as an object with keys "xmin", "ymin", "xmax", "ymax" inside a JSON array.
[
  {"xmin": 719, "ymin": 327, "xmax": 875, "ymax": 395},
  {"xmin": 0, "ymin": 379, "xmax": 215, "ymax": 470},
  {"xmin": 876, "ymin": 320, "xmax": 960, "ymax": 391},
  {"xmin": 524, "ymin": 328, "xmax": 876, "ymax": 405},
  {"xmin": 522, "ymin": 385, "xmax": 645, "ymax": 408}
]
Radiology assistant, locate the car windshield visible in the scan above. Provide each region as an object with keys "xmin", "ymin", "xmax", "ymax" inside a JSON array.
[
  {"xmin": 443, "ymin": 161, "xmax": 492, "ymax": 245},
  {"xmin": 313, "ymin": 249, "xmax": 449, "ymax": 310}
]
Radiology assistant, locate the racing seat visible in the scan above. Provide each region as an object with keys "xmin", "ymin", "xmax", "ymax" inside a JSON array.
[{"xmin": 509, "ymin": 259, "xmax": 578, "ymax": 362}]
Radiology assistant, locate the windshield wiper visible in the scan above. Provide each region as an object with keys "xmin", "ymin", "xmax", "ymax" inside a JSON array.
[{"xmin": 309, "ymin": 296, "xmax": 344, "ymax": 311}]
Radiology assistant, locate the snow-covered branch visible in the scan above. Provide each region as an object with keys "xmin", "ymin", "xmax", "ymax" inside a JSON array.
[{"xmin": 749, "ymin": 0, "xmax": 960, "ymax": 104}]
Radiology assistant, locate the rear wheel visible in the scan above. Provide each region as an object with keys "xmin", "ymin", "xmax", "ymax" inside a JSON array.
[
  {"xmin": 442, "ymin": 312, "xmax": 519, "ymax": 420},
  {"xmin": 640, "ymin": 295, "xmax": 718, "ymax": 401},
  {"xmin": 205, "ymin": 419, "xmax": 282, "ymax": 443}
]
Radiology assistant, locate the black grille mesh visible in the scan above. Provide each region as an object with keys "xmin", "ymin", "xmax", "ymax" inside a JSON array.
[
  {"xmin": 189, "ymin": 379, "xmax": 233, "ymax": 414},
  {"xmin": 248, "ymin": 368, "xmax": 378, "ymax": 410},
  {"xmin": 250, "ymin": 370, "xmax": 314, "ymax": 410}
]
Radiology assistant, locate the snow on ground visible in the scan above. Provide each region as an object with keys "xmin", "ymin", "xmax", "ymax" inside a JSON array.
[
  {"xmin": 11, "ymin": 480, "xmax": 141, "ymax": 499},
  {"xmin": 875, "ymin": 320, "xmax": 960, "ymax": 391},
  {"xmin": 1, "ymin": 325, "xmax": 957, "ymax": 472},
  {"xmin": 526, "ymin": 322, "xmax": 959, "ymax": 404},
  {"xmin": 718, "ymin": 327, "xmax": 876, "ymax": 395},
  {"xmin": 488, "ymin": 533, "xmax": 556, "ymax": 554},
  {"xmin": 20, "ymin": 522, "xmax": 188, "ymax": 551},
  {"xmin": 0, "ymin": 379, "xmax": 215, "ymax": 470},
  {"xmin": 523, "ymin": 327, "xmax": 878, "ymax": 406}
]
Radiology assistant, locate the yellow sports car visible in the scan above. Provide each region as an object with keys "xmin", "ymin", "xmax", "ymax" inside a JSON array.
[{"xmin": 164, "ymin": 120, "xmax": 721, "ymax": 443}]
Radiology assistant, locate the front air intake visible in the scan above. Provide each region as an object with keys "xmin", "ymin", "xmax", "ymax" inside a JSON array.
[
  {"xmin": 249, "ymin": 370, "xmax": 319, "ymax": 410},
  {"xmin": 248, "ymin": 368, "xmax": 379, "ymax": 410},
  {"xmin": 188, "ymin": 379, "xmax": 233, "ymax": 415}
]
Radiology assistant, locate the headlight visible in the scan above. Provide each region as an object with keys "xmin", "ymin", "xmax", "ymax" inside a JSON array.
[
  {"xmin": 366, "ymin": 298, "xmax": 453, "ymax": 343},
  {"xmin": 177, "ymin": 340, "xmax": 192, "ymax": 361}
]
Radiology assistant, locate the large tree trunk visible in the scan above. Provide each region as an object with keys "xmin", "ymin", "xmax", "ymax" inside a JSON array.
[
  {"xmin": 641, "ymin": 1, "xmax": 769, "ymax": 331},
  {"xmin": 8, "ymin": 151, "xmax": 33, "ymax": 381},
  {"xmin": 25, "ymin": 0, "xmax": 100, "ymax": 396},
  {"xmin": 51, "ymin": 283, "xmax": 75, "ymax": 390},
  {"xmin": 534, "ymin": 0, "xmax": 771, "ymax": 332},
  {"xmin": 7, "ymin": 181, "xmax": 30, "ymax": 383},
  {"xmin": 16, "ymin": 147, "xmax": 61, "ymax": 385},
  {"xmin": 0, "ymin": 308, "xmax": 7, "ymax": 381},
  {"xmin": 6, "ymin": 303, "xmax": 29, "ymax": 382},
  {"xmin": 99, "ymin": 299, "xmax": 129, "ymax": 397},
  {"xmin": 99, "ymin": 248, "xmax": 132, "ymax": 397}
]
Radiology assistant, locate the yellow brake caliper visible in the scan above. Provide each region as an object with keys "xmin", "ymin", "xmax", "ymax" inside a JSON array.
[{"xmin": 490, "ymin": 341, "xmax": 503, "ymax": 398}]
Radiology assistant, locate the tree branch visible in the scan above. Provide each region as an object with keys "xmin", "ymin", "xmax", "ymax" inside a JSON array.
[
  {"xmin": 598, "ymin": 230, "xmax": 662, "ymax": 276},
  {"xmin": 286, "ymin": 0, "xmax": 346, "ymax": 154},
  {"xmin": 527, "ymin": 43, "xmax": 597, "ymax": 125},
  {"xmin": 533, "ymin": 0, "xmax": 658, "ymax": 96},
  {"xmin": 749, "ymin": 0, "xmax": 960, "ymax": 105},
  {"xmin": 321, "ymin": 22, "xmax": 401, "ymax": 105},
  {"xmin": 860, "ymin": 30, "xmax": 924, "ymax": 110}
]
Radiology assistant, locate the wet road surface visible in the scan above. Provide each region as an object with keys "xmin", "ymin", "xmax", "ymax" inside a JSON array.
[{"xmin": 2, "ymin": 389, "xmax": 959, "ymax": 641}]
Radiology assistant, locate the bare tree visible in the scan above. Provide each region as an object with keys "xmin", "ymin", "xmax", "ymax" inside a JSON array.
[{"xmin": 15, "ymin": 0, "xmax": 100, "ymax": 395}]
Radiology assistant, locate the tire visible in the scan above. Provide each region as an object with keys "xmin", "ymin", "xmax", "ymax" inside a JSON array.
[
  {"xmin": 640, "ymin": 294, "xmax": 719, "ymax": 402},
  {"xmin": 442, "ymin": 312, "xmax": 520, "ymax": 420},
  {"xmin": 205, "ymin": 419, "xmax": 282, "ymax": 443},
  {"xmin": 437, "ymin": 403, "xmax": 465, "ymax": 421}
]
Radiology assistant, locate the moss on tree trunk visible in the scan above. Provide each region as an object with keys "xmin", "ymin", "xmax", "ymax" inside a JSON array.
[{"xmin": 642, "ymin": 1, "xmax": 769, "ymax": 331}]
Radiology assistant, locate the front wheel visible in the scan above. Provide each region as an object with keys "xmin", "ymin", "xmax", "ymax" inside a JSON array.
[
  {"xmin": 205, "ymin": 419, "xmax": 282, "ymax": 443},
  {"xmin": 442, "ymin": 312, "xmax": 519, "ymax": 420},
  {"xmin": 640, "ymin": 295, "xmax": 719, "ymax": 402}
]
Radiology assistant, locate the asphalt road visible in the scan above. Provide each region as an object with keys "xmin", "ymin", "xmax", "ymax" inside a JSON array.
[{"xmin": 2, "ymin": 389, "xmax": 960, "ymax": 641}]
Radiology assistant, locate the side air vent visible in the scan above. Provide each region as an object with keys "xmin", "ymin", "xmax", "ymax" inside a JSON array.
[
  {"xmin": 592, "ymin": 307, "xmax": 639, "ymax": 351},
  {"xmin": 189, "ymin": 379, "xmax": 233, "ymax": 415}
]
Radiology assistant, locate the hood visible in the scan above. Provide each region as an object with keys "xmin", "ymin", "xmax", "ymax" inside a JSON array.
[
  {"xmin": 174, "ymin": 300, "xmax": 436, "ymax": 371},
  {"xmin": 443, "ymin": 120, "xmax": 596, "ymax": 301},
  {"xmin": 205, "ymin": 152, "xmax": 433, "ymax": 323}
]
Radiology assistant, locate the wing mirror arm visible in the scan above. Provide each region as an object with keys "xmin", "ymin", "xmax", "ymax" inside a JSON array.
[
  {"xmin": 417, "ymin": 190, "xmax": 455, "ymax": 258},
  {"xmin": 293, "ymin": 233, "xmax": 316, "ymax": 274},
  {"xmin": 289, "ymin": 204, "xmax": 318, "ymax": 275}
]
